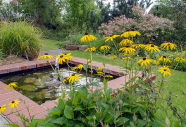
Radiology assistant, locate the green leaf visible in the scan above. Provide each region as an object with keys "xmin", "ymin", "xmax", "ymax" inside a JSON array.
[
  {"xmin": 103, "ymin": 78, "xmax": 107, "ymax": 91},
  {"xmin": 130, "ymin": 122, "xmax": 135, "ymax": 127},
  {"xmin": 105, "ymin": 88, "xmax": 112, "ymax": 99},
  {"xmin": 102, "ymin": 103, "xmax": 110, "ymax": 111},
  {"xmin": 165, "ymin": 117, "xmax": 171, "ymax": 127},
  {"xmin": 58, "ymin": 99, "xmax": 65, "ymax": 110},
  {"xmin": 137, "ymin": 119, "xmax": 147, "ymax": 127},
  {"xmin": 78, "ymin": 86, "xmax": 87, "ymax": 97},
  {"xmin": 4, "ymin": 124, "xmax": 19, "ymax": 127},
  {"xmin": 83, "ymin": 64, "xmax": 87, "ymax": 71},
  {"xmin": 37, "ymin": 123, "xmax": 56, "ymax": 127},
  {"xmin": 162, "ymin": 101, "xmax": 168, "ymax": 109},
  {"xmin": 104, "ymin": 115, "xmax": 113, "ymax": 123},
  {"xmin": 91, "ymin": 82, "xmax": 100, "ymax": 87},
  {"xmin": 64, "ymin": 108, "xmax": 74, "ymax": 119},
  {"xmin": 88, "ymin": 105, "xmax": 97, "ymax": 109},
  {"xmin": 103, "ymin": 63, "xmax": 105, "ymax": 67},
  {"xmin": 181, "ymin": 118, "xmax": 186, "ymax": 125},
  {"xmin": 52, "ymin": 117, "xmax": 67, "ymax": 125},
  {"xmin": 61, "ymin": 90, "xmax": 66, "ymax": 99},
  {"xmin": 75, "ymin": 123, "xmax": 84, "ymax": 127},
  {"xmin": 74, "ymin": 105, "xmax": 84, "ymax": 111},
  {"xmin": 86, "ymin": 115, "xmax": 93, "ymax": 120},
  {"xmin": 48, "ymin": 107, "xmax": 62, "ymax": 116},
  {"xmin": 103, "ymin": 78, "xmax": 107, "ymax": 85}
]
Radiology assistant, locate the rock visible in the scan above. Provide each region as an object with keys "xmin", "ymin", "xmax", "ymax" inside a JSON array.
[
  {"xmin": 19, "ymin": 85, "xmax": 37, "ymax": 92},
  {"xmin": 60, "ymin": 72, "xmax": 74, "ymax": 78},
  {"xmin": 51, "ymin": 88, "xmax": 58, "ymax": 93},
  {"xmin": 34, "ymin": 80, "xmax": 46, "ymax": 88},
  {"xmin": 35, "ymin": 89, "xmax": 55, "ymax": 100},
  {"xmin": 24, "ymin": 77, "xmax": 36, "ymax": 84},
  {"xmin": 45, "ymin": 81, "xmax": 61, "ymax": 87},
  {"xmin": 9, "ymin": 76, "xmax": 22, "ymax": 82},
  {"xmin": 33, "ymin": 73, "xmax": 43, "ymax": 77}
]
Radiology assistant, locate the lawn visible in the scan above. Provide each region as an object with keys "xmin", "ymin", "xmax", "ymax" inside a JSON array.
[{"xmin": 39, "ymin": 39, "xmax": 64, "ymax": 51}]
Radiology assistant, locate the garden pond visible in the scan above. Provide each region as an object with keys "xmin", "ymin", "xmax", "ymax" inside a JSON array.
[{"xmin": 0, "ymin": 66, "xmax": 116, "ymax": 104}]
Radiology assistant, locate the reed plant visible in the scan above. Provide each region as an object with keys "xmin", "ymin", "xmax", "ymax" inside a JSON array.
[{"xmin": 0, "ymin": 21, "xmax": 41, "ymax": 59}]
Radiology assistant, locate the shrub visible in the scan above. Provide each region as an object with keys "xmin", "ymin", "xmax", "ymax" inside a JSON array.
[
  {"xmin": 98, "ymin": 4, "xmax": 175, "ymax": 45},
  {"xmin": 0, "ymin": 21, "xmax": 41, "ymax": 59}
]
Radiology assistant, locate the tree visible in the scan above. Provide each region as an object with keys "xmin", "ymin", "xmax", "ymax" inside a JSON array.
[
  {"xmin": 63, "ymin": 0, "xmax": 101, "ymax": 31},
  {"xmin": 111, "ymin": 0, "xmax": 153, "ymax": 18},
  {"xmin": 0, "ymin": 2, "xmax": 15, "ymax": 21},
  {"xmin": 17, "ymin": 0, "xmax": 64, "ymax": 29},
  {"xmin": 152, "ymin": 0, "xmax": 186, "ymax": 43}
]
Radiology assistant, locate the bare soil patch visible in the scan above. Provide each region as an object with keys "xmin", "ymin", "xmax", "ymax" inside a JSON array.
[{"xmin": 0, "ymin": 55, "xmax": 28, "ymax": 66}]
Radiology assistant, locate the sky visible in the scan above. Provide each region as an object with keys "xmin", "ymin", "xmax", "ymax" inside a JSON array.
[
  {"xmin": 103, "ymin": 0, "xmax": 157, "ymax": 14},
  {"xmin": 2, "ymin": 0, "xmax": 157, "ymax": 14}
]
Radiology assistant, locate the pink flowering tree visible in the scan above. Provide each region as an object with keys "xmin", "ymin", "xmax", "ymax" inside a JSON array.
[{"xmin": 98, "ymin": 4, "xmax": 175, "ymax": 44}]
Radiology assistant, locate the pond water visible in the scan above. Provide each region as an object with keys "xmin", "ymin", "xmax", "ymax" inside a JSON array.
[{"xmin": 0, "ymin": 66, "xmax": 115, "ymax": 104}]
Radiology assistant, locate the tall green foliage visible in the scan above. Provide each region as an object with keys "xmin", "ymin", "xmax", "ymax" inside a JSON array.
[
  {"xmin": 17, "ymin": 0, "xmax": 64, "ymax": 29},
  {"xmin": 0, "ymin": 21, "xmax": 41, "ymax": 58}
]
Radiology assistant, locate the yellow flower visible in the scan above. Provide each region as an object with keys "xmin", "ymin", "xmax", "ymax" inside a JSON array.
[
  {"xmin": 137, "ymin": 57, "xmax": 151, "ymax": 66},
  {"xmin": 57, "ymin": 55, "xmax": 66, "ymax": 64},
  {"xmin": 160, "ymin": 41, "xmax": 177, "ymax": 50},
  {"xmin": 119, "ymin": 46, "xmax": 136, "ymax": 55},
  {"xmin": 120, "ymin": 30, "xmax": 131, "ymax": 38},
  {"xmin": 38, "ymin": 53, "xmax": 54, "ymax": 60},
  {"xmin": 154, "ymin": 60, "xmax": 160, "ymax": 65},
  {"xmin": 6, "ymin": 82, "xmax": 18, "ymax": 89},
  {"xmin": 0, "ymin": 104, "xmax": 6, "ymax": 113},
  {"xmin": 132, "ymin": 43, "xmax": 145, "ymax": 49},
  {"xmin": 77, "ymin": 64, "xmax": 83, "ymax": 70},
  {"xmin": 80, "ymin": 33, "xmax": 97, "ymax": 42},
  {"xmin": 8, "ymin": 99, "xmax": 20, "ymax": 109},
  {"xmin": 174, "ymin": 57, "xmax": 186, "ymax": 63},
  {"xmin": 104, "ymin": 35, "xmax": 120, "ymax": 42},
  {"xmin": 122, "ymin": 57, "xmax": 133, "ymax": 61},
  {"xmin": 119, "ymin": 38, "xmax": 133, "ymax": 46},
  {"xmin": 100, "ymin": 45, "xmax": 111, "ymax": 50},
  {"xmin": 97, "ymin": 72, "xmax": 104, "ymax": 75},
  {"xmin": 67, "ymin": 73, "xmax": 81, "ymax": 83},
  {"xmin": 158, "ymin": 56, "xmax": 171, "ymax": 63},
  {"xmin": 96, "ymin": 67, "xmax": 103, "ymax": 72},
  {"xmin": 128, "ymin": 29, "xmax": 141, "ymax": 37},
  {"xmin": 105, "ymin": 75, "xmax": 113, "ymax": 78},
  {"xmin": 59, "ymin": 68, "xmax": 66, "ymax": 71},
  {"xmin": 110, "ymin": 54, "xmax": 117, "ymax": 59},
  {"xmin": 145, "ymin": 44, "xmax": 160, "ymax": 53},
  {"xmin": 84, "ymin": 47, "xmax": 96, "ymax": 52},
  {"xmin": 57, "ymin": 53, "xmax": 72, "ymax": 64},
  {"xmin": 87, "ymin": 59, "xmax": 93, "ymax": 63},
  {"xmin": 158, "ymin": 66, "xmax": 171, "ymax": 77}
]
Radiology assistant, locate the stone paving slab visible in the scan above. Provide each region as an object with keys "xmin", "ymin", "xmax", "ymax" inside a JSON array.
[
  {"xmin": 41, "ymin": 49, "xmax": 70, "ymax": 56},
  {"xmin": 0, "ymin": 49, "xmax": 156, "ymax": 126},
  {"xmin": 0, "ymin": 114, "xmax": 9, "ymax": 127}
]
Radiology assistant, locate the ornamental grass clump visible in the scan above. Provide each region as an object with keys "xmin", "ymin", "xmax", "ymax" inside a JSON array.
[{"xmin": 0, "ymin": 21, "xmax": 41, "ymax": 59}]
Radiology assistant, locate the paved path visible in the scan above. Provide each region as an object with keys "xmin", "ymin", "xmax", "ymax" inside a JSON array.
[{"xmin": 40, "ymin": 49, "xmax": 70, "ymax": 56}]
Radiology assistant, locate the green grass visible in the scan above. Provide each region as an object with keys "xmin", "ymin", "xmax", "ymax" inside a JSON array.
[
  {"xmin": 64, "ymin": 50, "xmax": 186, "ymax": 110},
  {"xmin": 39, "ymin": 39, "xmax": 65, "ymax": 51}
]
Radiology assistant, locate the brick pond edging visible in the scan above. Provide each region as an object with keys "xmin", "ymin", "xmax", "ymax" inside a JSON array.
[{"xmin": 0, "ymin": 56, "xmax": 156, "ymax": 127}]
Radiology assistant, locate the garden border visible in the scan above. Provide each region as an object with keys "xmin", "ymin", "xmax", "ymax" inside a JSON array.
[{"xmin": 0, "ymin": 56, "xmax": 156, "ymax": 127}]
